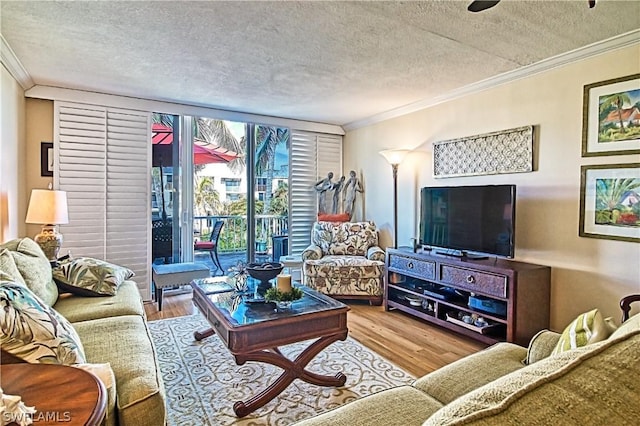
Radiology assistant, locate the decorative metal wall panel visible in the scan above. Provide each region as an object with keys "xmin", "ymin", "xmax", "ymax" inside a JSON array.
[{"xmin": 433, "ymin": 126, "xmax": 534, "ymax": 178}]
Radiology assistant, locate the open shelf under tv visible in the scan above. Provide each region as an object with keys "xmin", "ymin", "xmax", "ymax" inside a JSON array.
[{"xmin": 384, "ymin": 248, "xmax": 551, "ymax": 346}]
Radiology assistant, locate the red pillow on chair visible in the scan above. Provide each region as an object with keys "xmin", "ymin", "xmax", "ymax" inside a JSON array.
[
  {"xmin": 317, "ymin": 213, "xmax": 350, "ymax": 223},
  {"xmin": 194, "ymin": 241, "xmax": 215, "ymax": 250}
]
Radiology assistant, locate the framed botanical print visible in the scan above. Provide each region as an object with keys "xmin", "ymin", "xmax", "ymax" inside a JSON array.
[
  {"xmin": 581, "ymin": 73, "xmax": 640, "ymax": 157},
  {"xmin": 579, "ymin": 163, "xmax": 640, "ymax": 242}
]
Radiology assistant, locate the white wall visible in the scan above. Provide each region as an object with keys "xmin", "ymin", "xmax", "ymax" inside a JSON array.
[
  {"xmin": 344, "ymin": 45, "xmax": 640, "ymax": 330},
  {"xmin": 0, "ymin": 65, "xmax": 25, "ymax": 241}
]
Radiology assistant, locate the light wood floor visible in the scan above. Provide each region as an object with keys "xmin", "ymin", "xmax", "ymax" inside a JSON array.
[{"xmin": 144, "ymin": 293, "xmax": 486, "ymax": 378}]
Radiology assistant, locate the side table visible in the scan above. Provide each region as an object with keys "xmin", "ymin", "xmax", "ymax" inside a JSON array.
[{"xmin": 0, "ymin": 363, "xmax": 106, "ymax": 426}]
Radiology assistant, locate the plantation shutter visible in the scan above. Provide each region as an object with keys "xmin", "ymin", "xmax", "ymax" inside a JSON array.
[
  {"xmin": 55, "ymin": 101, "xmax": 152, "ymax": 300},
  {"xmin": 317, "ymin": 135, "xmax": 343, "ymax": 181},
  {"xmin": 289, "ymin": 130, "xmax": 342, "ymax": 255}
]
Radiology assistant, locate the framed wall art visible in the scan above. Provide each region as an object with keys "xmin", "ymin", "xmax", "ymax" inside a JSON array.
[
  {"xmin": 581, "ymin": 73, "xmax": 640, "ymax": 157},
  {"xmin": 579, "ymin": 163, "xmax": 640, "ymax": 243},
  {"xmin": 432, "ymin": 125, "xmax": 533, "ymax": 178},
  {"xmin": 40, "ymin": 142, "xmax": 53, "ymax": 177}
]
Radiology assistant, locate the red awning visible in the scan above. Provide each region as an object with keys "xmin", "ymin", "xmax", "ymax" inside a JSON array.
[{"xmin": 152, "ymin": 123, "xmax": 239, "ymax": 165}]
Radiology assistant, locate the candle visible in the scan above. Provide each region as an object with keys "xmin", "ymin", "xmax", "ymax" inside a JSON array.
[{"xmin": 276, "ymin": 274, "xmax": 292, "ymax": 293}]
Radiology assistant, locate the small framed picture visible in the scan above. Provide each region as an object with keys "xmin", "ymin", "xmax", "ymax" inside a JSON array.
[
  {"xmin": 41, "ymin": 142, "xmax": 53, "ymax": 177},
  {"xmin": 579, "ymin": 163, "xmax": 640, "ymax": 242},
  {"xmin": 581, "ymin": 73, "xmax": 640, "ymax": 157}
]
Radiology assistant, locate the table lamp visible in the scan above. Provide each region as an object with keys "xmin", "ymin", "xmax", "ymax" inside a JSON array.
[
  {"xmin": 25, "ymin": 189, "xmax": 69, "ymax": 261},
  {"xmin": 379, "ymin": 149, "xmax": 410, "ymax": 249}
]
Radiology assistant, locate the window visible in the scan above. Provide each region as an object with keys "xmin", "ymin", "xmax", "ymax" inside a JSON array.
[
  {"xmin": 223, "ymin": 178, "xmax": 241, "ymax": 192},
  {"xmin": 256, "ymin": 177, "xmax": 268, "ymax": 192}
]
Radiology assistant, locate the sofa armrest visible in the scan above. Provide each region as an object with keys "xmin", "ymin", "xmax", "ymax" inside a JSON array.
[
  {"xmin": 525, "ymin": 330, "xmax": 561, "ymax": 364},
  {"xmin": 413, "ymin": 342, "xmax": 527, "ymax": 405},
  {"xmin": 367, "ymin": 246, "xmax": 385, "ymax": 262},
  {"xmin": 302, "ymin": 245, "xmax": 322, "ymax": 261}
]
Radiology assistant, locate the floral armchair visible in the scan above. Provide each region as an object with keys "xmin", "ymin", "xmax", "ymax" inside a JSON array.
[{"xmin": 302, "ymin": 221, "xmax": 385, "ymax": 305}]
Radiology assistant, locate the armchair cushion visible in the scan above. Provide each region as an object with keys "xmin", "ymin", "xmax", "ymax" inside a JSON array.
[
  {"xmin": 304, "ymin": 255, "xmax": 384, "ymax": 296},
  {"xmin": 311, "ymin": 221, "xmax": 380, "ymax": 257}
]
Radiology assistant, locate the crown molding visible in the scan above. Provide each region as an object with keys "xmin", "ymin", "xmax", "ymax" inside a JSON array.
[
  {"xmin": 0, "ymin": 34, "xmax": 34, "ymax": 90},
  {"xmin": 25, "ymin": 85, "xmax": 345, "ymax": 135},
  {"xmin": 343, "ymin": 29, "xmax": 640, "ymax": 131}
]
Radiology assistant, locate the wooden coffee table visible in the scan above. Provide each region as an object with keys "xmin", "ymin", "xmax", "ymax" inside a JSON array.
[{"xmin": 191, "ymin": 277, "xmax": 350, "ymax": 417}]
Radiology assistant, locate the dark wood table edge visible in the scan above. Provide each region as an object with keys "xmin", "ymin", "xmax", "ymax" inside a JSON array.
[{"xmin": 0, "ymin": 363, "xmax": 107, "ymax": 426}]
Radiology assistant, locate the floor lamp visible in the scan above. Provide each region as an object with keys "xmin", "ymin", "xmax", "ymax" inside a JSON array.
[{"xmin": 379, "ymin": 149, "xmax": 410, "ymax": 249}]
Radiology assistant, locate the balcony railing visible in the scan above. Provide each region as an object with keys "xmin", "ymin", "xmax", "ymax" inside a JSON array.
[{"xmin": 194, "ymin": 214, "xmax": 287, "ymax": 253}]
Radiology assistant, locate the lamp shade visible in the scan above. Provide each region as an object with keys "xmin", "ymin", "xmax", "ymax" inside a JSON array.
[
  {"xmin": 25, "ymin": 189, "xmax": 69, "ymax": 225},
  {"xmin": 379, "ymin": 149, "xmax": 410, "ymax": 165}
]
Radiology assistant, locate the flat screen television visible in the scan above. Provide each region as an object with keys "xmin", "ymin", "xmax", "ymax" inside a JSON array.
[{"xmin": 419, "ymin": 185, "xmax": 516, "ymax": 259}]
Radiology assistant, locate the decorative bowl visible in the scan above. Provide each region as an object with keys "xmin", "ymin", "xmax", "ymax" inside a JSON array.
[{"xmin": 245, "ymin": 262, "xmax": 284, "ymax": 288}]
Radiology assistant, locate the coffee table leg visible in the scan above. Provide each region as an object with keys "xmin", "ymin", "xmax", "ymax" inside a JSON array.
[
  {"xmin": 232, "ymin": 331, "xmax": 348, "ymax": 417},
  {"xmin": 194, "ymin": 327, "xmax": 216, "ymax": 341}
]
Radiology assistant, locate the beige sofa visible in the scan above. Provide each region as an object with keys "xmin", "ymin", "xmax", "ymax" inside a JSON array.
[
  {"xmin": 296, "ymin": 305, "xmax": 640, "ymax": 425},
  {"xmin": 0, "ymin": 238, "xmax": 166, "ymax": 426}
]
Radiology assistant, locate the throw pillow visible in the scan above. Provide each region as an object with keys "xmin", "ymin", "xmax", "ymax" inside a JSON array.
[
  {"xmin": 317, "ymin": 213, "xmax": 350, "ymax": 223},
  {"xmin": 0, "ymin": 249, "xmax": 26, "ymax": 286},
  {"xmin": 52, "ymin": 257, "xmax": 135, "ymax": 297},
  {"xmin": 0, "ymin": 237, "xmax": 59, "ymax": 306},
  {"xmin": 524, "ymin": 329, "xmax": 561, "ymax": 364},
  {"xmin": 0, "ymin": 280, "xmax": 86, "ymax": 364},
  {"xmin": 551, "ymin": 308, "xmax": 614, "ymax": 355}
]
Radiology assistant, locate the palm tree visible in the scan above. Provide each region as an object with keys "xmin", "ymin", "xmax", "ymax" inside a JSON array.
[
  {"xmin": 255, "ymin": 126, "xmax": 289, "ymax": 213},
  {"xmin": 194, "ymin": 118, "xmax": 245, "ymax": 174},
  {"xmin": 599, "ymin": 92, "xmax": 632, "ymax": 133},
  {"xmin": 269, "ymin": 182, "xmax": 289, "ymax": 216},
  {"xmin": 193, "ymin": 176, "xmax": 222, "ymax": 216}
]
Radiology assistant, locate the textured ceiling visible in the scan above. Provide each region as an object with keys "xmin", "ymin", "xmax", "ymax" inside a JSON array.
[{"xmin": 1, "ymin": 1, "xmax": 639, "ymax": 127}]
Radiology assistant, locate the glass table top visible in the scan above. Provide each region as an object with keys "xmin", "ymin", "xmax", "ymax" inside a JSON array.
[{"xmin": 191, "ymin": 276, "xmax": 347, "ymax": 327}]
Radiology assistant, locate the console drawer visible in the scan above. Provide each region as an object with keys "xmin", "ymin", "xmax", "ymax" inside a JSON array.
[
  {"xmin": 440, "ymin": 265, "xmax": 507, "ymax": 298},
  {"xmin": 388, "ymin": 254, "xmax": 435, "ymax": 280}
]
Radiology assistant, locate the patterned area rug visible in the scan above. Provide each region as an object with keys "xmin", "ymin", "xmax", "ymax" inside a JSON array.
[{"xmin": 148, "ymin": 314, "xmax": 415, "ymax": 425}]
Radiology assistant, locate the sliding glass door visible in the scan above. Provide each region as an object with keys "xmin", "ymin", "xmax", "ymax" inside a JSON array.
[
  {"xmin": 254, "ymin": 125, "xmax": 290, "ymax": 263},
  {"xmin": 151, "ymin": 114, "xmax": 290, "ymax": 273}
]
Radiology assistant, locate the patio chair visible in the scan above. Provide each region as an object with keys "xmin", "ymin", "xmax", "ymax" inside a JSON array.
[
  {"xmin": 194, "ymin": 220, "xmax": 225, "ymax": 275},
  {"xmin": 152, "ymin": 219, "xmax": 173, "ymax": 264}
]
